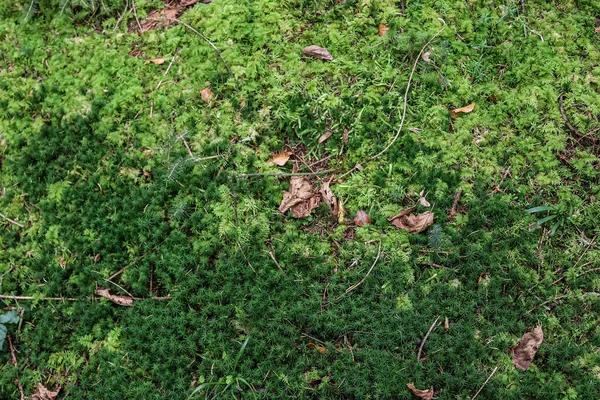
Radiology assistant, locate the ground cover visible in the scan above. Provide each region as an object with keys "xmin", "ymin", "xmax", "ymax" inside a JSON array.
[{"xmin": 1, "ymin": 0, "xmax": 600, "ymax": 398}]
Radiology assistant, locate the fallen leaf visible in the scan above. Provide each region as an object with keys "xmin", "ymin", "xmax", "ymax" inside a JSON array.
[
  {"xmin": 145, "ymin": 58, "xmax": 165, "ymax": 65},
  {"xmin": 31, "ymin": 384, "xmax": 60, "ymax": 400},
  {"xmin": 343, "ymin": 129, "xmax": 349, "ymax": 145},
  {"xmin": 418, "ymin": 190, "xmax": 430, "ymax": 207},
  {"xmin": 337, "ymin": 198, "xmax": 346, "ymax": 223},
  {"xmin": 511, "ymin": 325, "xmax": 543, "ymax": 371},
  {"xmin": 487, "ymin": 95, "xmax": 498, "ymax": 103},
  {"xmin": 302, "ymin": 45, "xmax": 333, "ymax": 61},
  {"xmin": 95, "ymin": 288, "xmax": 134, "ymax": 307},
  {"xmin": 444, "ymin": 317, "xmax": 449, "ymax": 331},
  {"xmin": 318, "ymin": 129, "xmax": 333, "ymax": 144},
  {"xmin": 422, "ymin": 51, "xmax": 431, "ymax": 63},
  {"xmin": 133, "ymin": 6, "xmax": 178, "ymax": 33},
  {"xmin": 407, "ymin": 383, "xmax": 434, "ymax": 400},
  {"xmin": 450, "ymin": 103, "xmax": 475, "ymax": 118},
  {"xmin": 354, "ymin": 210, "xmax": 371, "ymax": 226},
  {"xmin": 200, "ymin": 88, "xmax": 215, "ymax": 106},
  {"xmin": 389, "ymin": 211, "xmax": 434, "ymax": 233},
  {"xmin": 308, "ymin": 343, "xmax": 327, "ymax": 353},
  {"xmin": 267, "ymin": 151, "xmax": 293, "ymax": 166},
  {"xmin": 596, "ymin": 26, "xmax": 600, "ymax": 33},
  {"xmin": 279, "ymin": 177, "xmax": 320, "ymax": 218},
  {"xmin": 378, "ymin": 24, "xmax": 390, "ymax": 36},
  {"xmin": 319, "ymin": 181, "xmax": 338, "ymax": 216}
]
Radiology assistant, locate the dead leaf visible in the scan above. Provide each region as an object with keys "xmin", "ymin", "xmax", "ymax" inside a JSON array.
[
  {"xmin": 302, "ymin": 45, "xmax": 333, "ymax": 61},
  {"xmin": 267, "ymin": 151, "xmax": 293, "ymax": 166},
  {"xmin": 378, "ymin": 24, "xmax": 390, "ymax": 36},
  {"xmin": 354, "ymin": 210, "xmax": 371, "ymax": 227},
  {"xmin": 133, "ymin": 6, "xmax": 178, "ymax": 33},
  {"xmin": 31, "ymin": 384, "xmax": 60, "ymax": 400},
  {"xmin": 418, "ymin": 190, "xmax": 430, "ymax": 207},
  {"xmin": 343, "ymin": 129, "xmax": 349, "ymax": 145},
  {"xmin": 319, "ymin": 181, "xmax": 338, "ymax": 216},
  {"xmin": 595, "ymin": 26, "xmax": 600, "ymax": 33},
  {"xmin": 450, "ymin": 103, "xmax": 475, "ymax": 118},
  {"xmin": 200, "ymin": 88, "xmax": 215, "ymax": 106},
  {"xmin": 511, "ymin": 325, "xmax": 543, "ymax": 371},
  {"xmin": 318, "ymin": 129, "xmax": 333, "ymax": 144},
  {"xmin": 407, "ymin": 383, "xmax": 434, "ymax": 400},
  {"xmin": 308, "ymin": 343, "xmax": 327, "ymax": 353},
  {"xmin": 389, "ymin": 211, "xmax": 434, "ymax": 233},
  {"xmin": 279, "ymin": 177, "xmax": 320, "ymax": 218},
  {"xmin": 338, "ymin": 198, "xmax": 346, "ymax": 223},
  {"xmin": 145, "ymin": 58, "xmax": 165, "ymax": 65},
  {"xmin": 422, "ymin": 51, "xmax": 431, "ymax": 63},
  {"xmin": 95, "ymin": 288, "xmax": 134, "ymax": 307},
  {"xmin": 444, "ymin": 317, "xmax": 449, "ymax": 331}
]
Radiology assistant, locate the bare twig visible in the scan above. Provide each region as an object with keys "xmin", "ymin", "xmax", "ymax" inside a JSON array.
[
  {"xmin": 471, "ymin": 365, "xmax": 499, "ymax": 400},
  {"xmin": 131, "ymin": 0, "xmax": 143, "ymax": 32},
  {"xmin": 235, "ymin": 169, "xmax": 335, "ymax": 178},
  {"xmin": 0, "ymin": 212, "xmax": 24, "ymax": 228},
  {"xmin": 7, "ymin": 334, "xmax": 17, "ymax": 366},
  {"xmin": 268, "ymin": 251, "xmax": 283, "ymax": 271},
  {"xmin": 337, "ymin": 241, "xmax": 382, "ymax": 300},
  {"xmin": 417, "ymin": 316, "xmax": 440, "ymax": 361},
  {"xmin": 448, "ymin": 188, "xmax": 462, "ymax": 221},
  {"xmin": 336, "ymin": 25, "xmax": 446, "ymax": 181},
  {"xmin": 112, "ymin": 0, "xmax": 129, "ymax": 33},
  {"xmin": 0, "ymin": 295, "xmax": 78, "ymax": 301},
  {"xmin": 491, "ymin": 166, "xmax": 511, "ymax": 194},
  {"xmin": 178, "ymin": 134, "xmax": 195, "ymax": 159},
  {"xmin": 156, "ymin": 53, "xmax": 177, "ymax": 90}
]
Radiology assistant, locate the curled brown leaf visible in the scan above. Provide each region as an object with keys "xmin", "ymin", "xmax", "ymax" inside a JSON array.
[
  {"xmin": 31, "ymin": 384, "xmax": 60, "ymax": 400},
  {"xmin": 450, "ymin": 103, "xmax": 475, "ymax": 118},
  {"xmin": 318, "ymin": 129, "xmax": 333, "ymax": 144},
  {"xmin": 200, "ymin": 88, "xmax": 216, "ymax": 106},
  {"xmin": 279, "ymin": 177, "xmax": 320, "ymax": 218},
  {"xmin": 319, "ymin": 181, "xmax": 338, "ymax": 216},
  {"xmin": 308, "ymin": 343, "xmax": 327, "ymax": 353},
  {"xmin": 389, "ymin": 211, "xmax": 434, "ymax": 233},
  {"xmin": 267, "ymin": 151, "xmax": 293, "ymax": 166},
  {"xmin": 302, "ymin": 45, "xmax": 333, "ymax": 61},
  {"xmin": 145, "ymin": 58, "xmax": 165, "ymax": 65},
  {"xmin": 378, "ymin": 24, "xmax": 390, "ymax": 36},
  {"xmin": 407, "ymin": 383, "xmax": 434, "ymax": 400},
  {"xmin": 418, "ymin": 190, "xmax": 430, "ymax": 207},
  {"xmin": 354, "ymin": 210, "xmax": 371, "ymax": 227},
  {"xmin": 511, "ymin": 325, "xmax": 543, "ymax": 371},
  {"xmin": 95, "ymin": 288, "xmax": 134, "ymax": 307}
]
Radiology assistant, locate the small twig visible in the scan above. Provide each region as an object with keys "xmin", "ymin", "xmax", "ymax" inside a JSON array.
[
  {"xmin": 344, "ymin": 335, "xmax": 355, "ymax": 362},
  {"xmin": 0, "ymin": 212, "xmax": 24, "ymax": 228},
  {"xmin": 131, "ymin": 0, "xmax": 143, "ymax": 32},
  {"xmin": 268, "ymin": 251, "xmax": 283, "ymax": 271},
  {"xmin": 491, "ymin": 166, "xmax": 511, "ymax": 194},
  {"xmin": 579, "ymin": 266, "xmax": 600, "ymax": 278},
  {"xmin": 336, "ymin": 25, "xmax": 446, "ymax": 181},
  {"xmin": 103, "ymin": 279, "xmax": 135, "ymax": 298},
  {"xmin": 112, "ymin": 0, "xmax": 129, "ymax": 33},
  {"xmin": 337, "ymin": 241, "xmax": 382, "ymax": 300},
  {"xmin": 471, "ymin": 365, "xmax": 499, "ymax": 400},
  {"xmin": 146, "ymin": 17, "xmax": 236, "ymax": 87},
  {"xmin": 178, "ymin": 134, "xmax": 195, "ymax": 159},
  {"xmin": 7, "ymin": 334, "xmax": 17, "ymax": 367},
  {"xmin": 156, "ymin": 53, "xmax": 177, "ymax": 90},
  {"xmin": 0, "ymin": 295, "xmax": 78, "ymax": 301},
  {"xmin": 400, "ymin": 0, "xmax": 405, "ymax": 15},
  {"xmin": 417, "ymin": 316, "xmax": 440, "ymax": 361},
  {"xmin": 235, "ymin": 169, "xmax": 335, "ymax": 178},
  {"xmin": 448, "ymin": 188, "xmax": 462, "ymax": 221}
]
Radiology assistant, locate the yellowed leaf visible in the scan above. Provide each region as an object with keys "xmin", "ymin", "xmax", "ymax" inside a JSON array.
[
  {"xmin": 318, "ymin": 129, "xmax": 333, "ymax": 144},
  {"xmin": 267, "ymin": 151, "xmax": 293, "ymax": 166},
  {"xmin": 31, "ymin": 384, "xmax": 60, "ymax": 400},
  {"xmin": 378, "ymin": 24, "xmax": 390, "ymax": 36},
  {"xmin": 308, "ymin": 343, "xmax": 327, "ymax": 353},
  {"xmin": 302, "ymin": 45, "xmax": 333, "ymax": 61},
  {"xmin": 389, "ymin": 211, "xmax": 434, "ymax": 233},
  {"xmin": 407, "ymin": 383, "xmax": 434, "ymax": 400},
  {"xmin": 145, "ymin": 58, "xmax": 165, "ymax": 65},
  {"xmin": 354, "ymin": 210, "xmax": 371, "ymax": 227},
  {"xmin": 511, "ymin": 325, "xmax": 543, "ymax": 371},
  {"xmin": 200, "ymin": 88, "xmax": 215, "ymax": 106},
  {"xmin": 95, "ymin": 288, "xmax": 134, "ymax": 307},
  {"xmin": 451, "ymin": 103, "xmax": 475, "ymax": 118}
]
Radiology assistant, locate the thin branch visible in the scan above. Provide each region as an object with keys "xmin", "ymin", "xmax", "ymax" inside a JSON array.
[
  {"xmin": 337, "ymin": 241, "xmax": 382, "ymax": 300},
  {"xmin": 336, "ymin": 25, "xmax": 446, "ymax": 181},
  {"xmin": 131, "ymin": 0, "xmax": 143, "ymax": 32},
  {"xmin": 448, "ymin": 188, "xmax": 462, "ymax": 221},
  {"xmin": 0, "ymin": 212, "xmax": 24, "ymax": 228},
  {"xmin": 471, "ymin": 365, "xmax": 499, "ymax": 400},
  {"xmin": 235, "ymin": 169, "xmax": 335, "ymax": 178},
  {"xmin": 417, "ymin": 315, "xmax": 440, "ymax": 361},
  {"xmin": 7, "ymin": 334, "xmax": 17, "ymax": 367},
  {"xmin": 268, "ymin": 251, "xmax": 283, "ymax": 271},
  {"xmin": 0, "ymin": 294, "xmax": 170, "ymax": 302},
  {"xmin": 156, "ymin": 53, "xmax": 177, "ymax": 90}
]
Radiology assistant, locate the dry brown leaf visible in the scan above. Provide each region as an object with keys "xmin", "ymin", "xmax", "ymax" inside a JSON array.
[
  {"xmin": 595, "ymin": 26, "xmax": 600, "ymax": 33},
  {"xmin": 319, "ymin": 181, "xmax": 338, "ymax": 216},
  {"xmin": 308, "ymin": 343, "xmax": 327, "ymax": 353},
  {"xmin": 390, "ymin": 211, "xmax": 434, "ymax": 233},
  {"xmin": 145, "ymin": 58, "xmax": 165, "ymax": 65},
  {"xmin": 200, "ymin": 88, "xmax": 216, "ymax": 106},
  {"xmin": 343, "ymin": 129, "xmax": 349, "ymax": 145},
  {"xmin": 407, "ymin": 383, "xmax": 434, "ymax": 400},
  {"xmin": 279, "ymin": 177, "xmax": 320, "ymax": 218},
  {"xmin": 267, "ymin": 151, "xmax": 293, "ymax": 166},
  {"xmin": 134, "ymin": 6, "xmax": 178, "ymax": 33},
  {"xmin": 511, "ymin": 325, "xmax": 543, "ymax": 371},
  {"xmin": 418, "ymin": 190, "xmax": 430, "ymax": 207},
  {"xmin": 318, "ymin": 129, "xmax": 333, "ymax": 144},
  {"xmin": 354, "ymin": 210, "xmax": 371, "ymax": 227},
  {"xmin": 444, "ymin": 317, "xmax": 449, "ymax": 331},
  {"xmin": 31, "ymin": 384, "xmax": 60, "ymax": 400},
  {"xmin": 95, "ymin": 288, "xmax": 134, "ymax": 307},
  {"xmin": 450, "ymin": 103, "xmax": 475, "ymax": 118},
  {"xmin": 302, "ymin": 45, "xmax": 333, "ymax": 61},
  {"xmin": 422, "ymin": 51, "xmax": 431, "ymax": 63},
  {"xmin": 378, "ymin": 24, "xmax": 390, "ymax": 36}
]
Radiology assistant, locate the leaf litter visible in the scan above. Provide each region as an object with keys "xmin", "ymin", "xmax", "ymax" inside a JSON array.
[
  {"xmin": 407, "ymin": 383, "xmax": 434, "ymax": 400},
  {"xmin": 278, "ymin": 177, "xmax": 321, "ymax": 218},
  {"xmin": 511, "ymin": 325, "xmax": 543, "ymax": 371},
  {"xmin": 267, "ymin": 151, "xmax": 293, "ymax": 166},
  {"xmin": 95, "ymin": 288, "xmax": 134, "ymax": 307},
  {"xmin": 302, "ymin": 45, "xmax": 333, "ymax": 61},
  {"xmin": 31, "ymin": 384, "xmax": 60, "ymax": 400},
  {"xmin": 389, "ymin": 208, "xmax": 434, "ymax": 233},
  {"xmin": 354, "ymin": 210, "xmax": 371, "ymax": 226},
  {"xmin": 131, "ymin": 1, "xmax": 213, "ymax": 33},
  {"xmin": 450, "ymin": 103, "xmax": 475, "ymax": 118}
]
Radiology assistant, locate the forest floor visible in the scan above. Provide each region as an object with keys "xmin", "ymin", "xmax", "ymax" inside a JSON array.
[{"xmin": 1, "ymin": 0, "xmax": 600, "ymax": 399}]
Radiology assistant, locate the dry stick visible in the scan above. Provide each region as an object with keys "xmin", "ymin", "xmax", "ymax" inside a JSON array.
[
  {"xmin": 0, "ymin": 212, "xmax": 24, "ymax": 228},
  {"xmin": 7, "ymin": 334, "xmax": 17, "ymax": 367},
  {"xmin": 156, "ymin": 53, "xmax": 177, "ymax": 90},
  {"xmin": 417, "ymin": 316, "xmax": 440, "ymax": 361},
  {"xmin": 471, "ymin": 365, "xmax": 499, "ymax": 400},
  {"xmin": 0, "ymin": 294, "xmax": 170, "ymax": 302},
  {"xmin": 448, "ymin": 188, "xmax": 462, "ymax": 221},
  {"xmin": 179, "ymin": 134, "xmax": 195, "ymax": 159},
  {"xmin": 559, "ymin": 93, "xmax": 597, "ymax": 145},
  {"xmin": 268, "ymin": 251, "xmax": 283, "ymax": 271},
  {"xmin": 146, "ymin": 17, "xmax": 235, "ymax": 86},
  {"xmin": 111, "ymin": 0, "xmax": 129, "ymax": 33},
  {"xmin": 236, "ymin": 170, "xmax": 335, "ymax": 178},
  {"xmin": 492, "ymin": 166, "xmax": 511, "ymax": 194},
  {"xmin": 337, "ymin": 241, "xmax": 382, "ymax": 300},
  {"xmin": 336, "ymin": 25, "xmax": 446, "ymax": 181},
  {"xmin": 131, "ymin": 0, "xmax": 143, "ymax": 32}
]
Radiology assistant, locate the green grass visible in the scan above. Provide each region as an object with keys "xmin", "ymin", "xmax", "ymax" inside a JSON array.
[{"xmin": 1, "ymin": 0, "xmax": 600, "ymax": 398}]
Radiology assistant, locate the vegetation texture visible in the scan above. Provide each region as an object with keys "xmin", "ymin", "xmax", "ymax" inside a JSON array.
[{"xmin": 1, "ymin": 0, "xmax": 600, "ymax": 398}]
